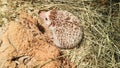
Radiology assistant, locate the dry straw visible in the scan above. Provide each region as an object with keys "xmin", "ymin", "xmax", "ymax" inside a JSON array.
[{"xmin": 0, "ymin": 0, "xmax": 119, "ymax": 68}]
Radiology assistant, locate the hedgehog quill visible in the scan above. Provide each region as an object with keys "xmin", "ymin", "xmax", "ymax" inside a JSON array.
[{"xmin": 39, "ymin": 8, "xmax": 83, "ymax": 49}]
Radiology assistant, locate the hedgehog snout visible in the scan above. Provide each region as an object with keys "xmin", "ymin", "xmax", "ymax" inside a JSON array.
[{"xmin": 39, "ymin": 11, "xmax": 46, "ymax": 20}]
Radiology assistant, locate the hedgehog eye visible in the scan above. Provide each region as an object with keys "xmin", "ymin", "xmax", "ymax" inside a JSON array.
[{"xmin": 45, "ymin": 18, "xmax": 48, "ymax": 21}]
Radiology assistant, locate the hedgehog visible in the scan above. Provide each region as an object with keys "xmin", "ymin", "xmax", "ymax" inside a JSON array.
[{"xmin": 39, "ymin": 8, "xmax": 83, "ymax": 49}]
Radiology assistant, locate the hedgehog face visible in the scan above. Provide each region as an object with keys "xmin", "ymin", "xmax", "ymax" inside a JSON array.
[
  {"xmin": 39, "ymin": 10, "xmax": 56, "ymax": 30},
  {"xmin": 40, "ymin": 11, "xmax": 51, "ymax": 26}
]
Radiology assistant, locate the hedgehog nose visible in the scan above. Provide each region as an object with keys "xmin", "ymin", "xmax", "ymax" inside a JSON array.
[{"xmin": 39, "ymin": 11, "xmax": 46, "ymax": 20}]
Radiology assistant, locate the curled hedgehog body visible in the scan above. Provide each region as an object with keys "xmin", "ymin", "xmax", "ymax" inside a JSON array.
[{"xmin": 39, "ymin": 8, "xmax": 83, "ymax": 49}]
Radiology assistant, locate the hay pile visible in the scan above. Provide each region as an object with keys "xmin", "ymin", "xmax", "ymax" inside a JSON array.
[{"xmin": 0, "ymin": 0, "xmax": 119, "ymax": 68}]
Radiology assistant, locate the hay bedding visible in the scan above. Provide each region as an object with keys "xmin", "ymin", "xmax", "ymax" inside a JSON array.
[{"xmin": 0, "ymin": 0, "xmax": 119, "ymax": 68}]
